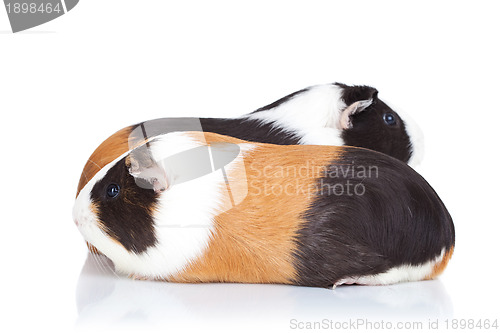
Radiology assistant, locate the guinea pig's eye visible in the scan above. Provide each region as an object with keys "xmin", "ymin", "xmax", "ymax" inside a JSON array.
[
  {"xmin": 106, "ymin": 184, "xmax": 120, "ymax": 199},
  {"xmin": 383, "ymin": 113, "xmax": 397, "ymax": 126}
]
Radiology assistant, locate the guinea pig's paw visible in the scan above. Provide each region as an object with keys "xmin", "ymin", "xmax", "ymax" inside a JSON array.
[
  {"xmin": 128, "ymin": 273, "xmax": 151, "ymax": 281},
  {"xmin": 332, "ymin": 277, "xmax": 360, "ymax": 288}
]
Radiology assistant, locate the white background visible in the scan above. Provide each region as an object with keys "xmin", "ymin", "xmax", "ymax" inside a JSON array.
[{"xmin": 1, "ymin": 1, "xmax": 499, "ymax": 332}]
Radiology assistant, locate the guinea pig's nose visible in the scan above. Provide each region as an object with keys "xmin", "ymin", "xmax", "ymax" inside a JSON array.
[{"xmin": 74, "ymin": 219, "xmax": 80, "ymax": 227}]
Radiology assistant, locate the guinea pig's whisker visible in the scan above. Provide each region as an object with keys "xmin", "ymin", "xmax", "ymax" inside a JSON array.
[
  {"xmin": 91, "ymin": 251, "xmax": 113, "ymax": 276},
  {"xmin": 90, "ymin": 251, "xmax": 107, "ymax": 274},
  {"xmin": 93, "ymin": 251, "xmax": 122, "ymax": 278}
]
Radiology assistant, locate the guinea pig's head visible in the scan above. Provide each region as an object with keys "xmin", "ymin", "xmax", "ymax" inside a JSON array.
[
  {"xmin": 336, "ymin": 83, "xmax": 424, "ymax": 166},
  {"xmin": 72, "ymin": 144, "xmax": 165, "ymax": 268},
  {"xmin": 72, "ymin": 133, "xmax": 225, "ymax": 279}
]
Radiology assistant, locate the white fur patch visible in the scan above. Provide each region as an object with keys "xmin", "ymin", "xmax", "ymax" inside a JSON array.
[
  {"xmin": 333, "ymin": 248, "xmax": 445, "ymax": 288},
  {"xmin": 73, "ymin": 132, "xmax": 254, "ymax": 280},
  {"xmin": 402, "ymin": 112, "xmax": 425, "ymax": 167},
  {"xmin": 245, "ymin": 84, "xmax": 346, "ymax": 145}
]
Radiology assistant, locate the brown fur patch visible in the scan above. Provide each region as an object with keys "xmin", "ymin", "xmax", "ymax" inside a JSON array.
[
  {"xmin": 76, "ymin": 126, "xmax": 136, "ymax": 198},
  {"xmin": 426, "ymin": 246, "xmax": 454, "ymax": 280},
  {"xmin": 167, "ymin": 132, "xmax": 342, "ymax": 284}
]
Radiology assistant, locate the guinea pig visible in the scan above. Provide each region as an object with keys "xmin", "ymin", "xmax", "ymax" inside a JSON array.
[
  {"xmin": 73, "ymin": 131, "xmax": 454, "ymax": 288},
  {"xmin": 202, "ymin": 82, "xmax": 423, "ymax": 166}
]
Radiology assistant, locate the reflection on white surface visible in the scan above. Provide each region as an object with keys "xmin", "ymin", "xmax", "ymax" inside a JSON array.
[{"xmin": 76, "ymin": 254, "xmax": 453, "ymax": 330}]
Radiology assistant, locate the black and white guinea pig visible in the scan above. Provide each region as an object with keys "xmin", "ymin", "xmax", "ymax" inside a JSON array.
[
  {"xmin": 203, "ymin": 82, "xmax": 423, "ymax": 166},
  {"xmin": 73, "ymin": 131, "xmax": 453, "ymax": 288}
]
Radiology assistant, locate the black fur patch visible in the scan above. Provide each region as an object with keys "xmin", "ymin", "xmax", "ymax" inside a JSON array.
[
  {"xmin": 335, "ymin": 82, "xmax": 379, "ymax": 105},
  {"xmin": 90, "ymin": 158, "xmax": 158, "ymax": 254},
  {"xmin": 293, "ymin": 147, "xmax": 454, "ymax": 288},
  {"xmin": 128, "ymin": 117, "xmax": 301, "ymax": 147},
  {"xmin": 200, "ymin": 118, "xmax": 301, "ymax": 145},
  {"xmin": 336, "ymin": 83, "xmax": 413, "ymax": 163}
]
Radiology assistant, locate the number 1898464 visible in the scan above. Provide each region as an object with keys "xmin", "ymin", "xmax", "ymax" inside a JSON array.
[{"xmin": 6, "ymin": 2, "xmax": 62, "ymax": 14}]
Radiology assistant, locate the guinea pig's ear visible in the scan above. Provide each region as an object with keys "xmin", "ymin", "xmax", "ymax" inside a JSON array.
[
  {"xmin": 126, "ymin": 146, "xmax": 169, "ymax": 193},
  {"xmin": 339, "ymin": 99, "xmax": 373, "ymax": 130},
  {"xmin": 338, "ymin": 84, "xmax": 379, "ymax": 130}
]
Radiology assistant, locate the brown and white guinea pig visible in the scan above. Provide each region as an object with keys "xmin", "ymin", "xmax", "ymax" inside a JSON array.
[{"xmin": 73, "ymin": 131, "xmax": 453, "ymax": 288}]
